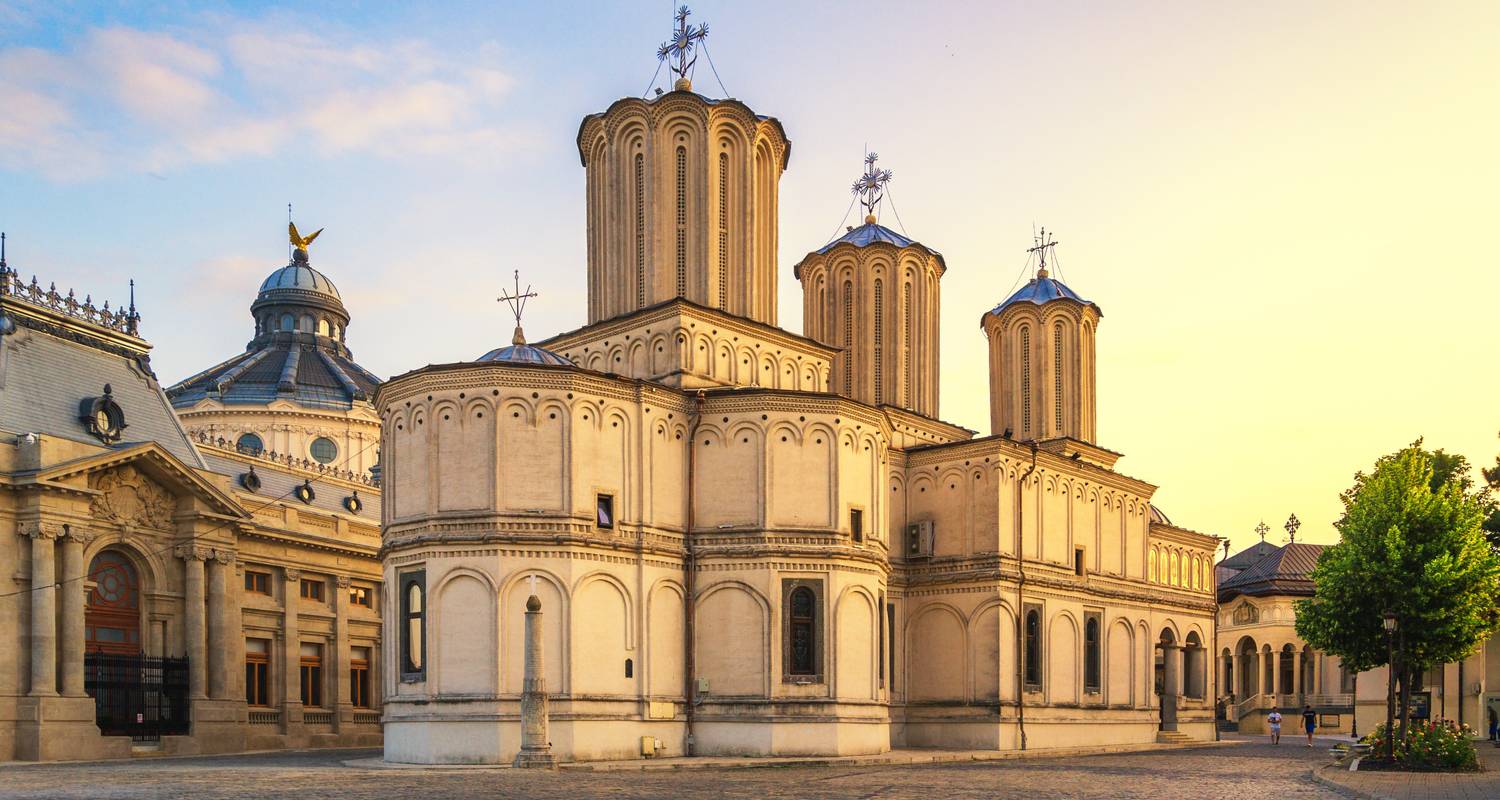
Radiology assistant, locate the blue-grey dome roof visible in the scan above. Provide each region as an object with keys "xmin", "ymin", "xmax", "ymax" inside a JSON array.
[
  {"xmin": 817, "ymin": 222, "xmax": 922, "ymax": 253},
  {"xmin": 476, "ymin": 342, "xmax": 573, "ymax": 366},
  {"xmin": 258, "ymin": 263, "xmax": 341, "ymax": 300},
  {"xmin": 989, "ymin": 274, "xmax": 1096, "ymax": 315}
]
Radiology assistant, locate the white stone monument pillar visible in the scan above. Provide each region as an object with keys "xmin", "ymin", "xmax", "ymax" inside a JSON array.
[{"xmin": 513, "ymin": 593, "xmax": 556, "ymax": 768}]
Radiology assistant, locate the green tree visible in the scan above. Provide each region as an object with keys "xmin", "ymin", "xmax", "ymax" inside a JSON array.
[
  {"xmin": 1481, "ymin": 432, "xmax": 1500, "ymax": 547},
  {"xmin": 1295, "ymin": 441, "xmax": 1500, "ymax": 751}
]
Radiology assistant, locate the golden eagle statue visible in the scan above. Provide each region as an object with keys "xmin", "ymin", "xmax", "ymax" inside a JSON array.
[{"xmin": 288, "ymin": 221, "xmax": 323, "ymax": 253}]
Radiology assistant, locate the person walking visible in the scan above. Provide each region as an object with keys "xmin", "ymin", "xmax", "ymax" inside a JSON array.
[
  {"xmin": 1267, "ymin": 707, "xmax": 1283, "ymax": 745},
  {"xmin": 1488, "ymin": 705, "xmax": 1497, "ymax": 742},
  {"xmin": 1302, "ymin": 704, "xmax": 1317, "ymax": 748}
]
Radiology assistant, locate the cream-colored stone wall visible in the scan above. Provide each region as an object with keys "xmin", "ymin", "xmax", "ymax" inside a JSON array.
[
  {"xmin": 794, "ymin": 241, "xmax": 944, "ymax": 417},
  {"xmin": 541, "ymin": 301, "xmax": 834, "ymax": 392},
  {"xmin": 577, "ymin": 90, "xmax": 789, "ymax": 326},
  {"xmin": 176, "ymin": 400, "xmax": 381, "ymax": 476}
]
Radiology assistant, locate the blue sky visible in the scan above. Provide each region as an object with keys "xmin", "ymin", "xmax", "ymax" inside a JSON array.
[{"xmin": 3, "ymin": 1, "xmax": 1499, "ymax": 552}]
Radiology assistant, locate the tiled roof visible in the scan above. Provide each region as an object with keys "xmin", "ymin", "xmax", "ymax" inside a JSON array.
[
  {"xmin": 1218, "ymin": 542, "xmax": 1327, "ymax": 600},
  {"xmin": 168, "ymin": 338, "xmax": 381, "ymax": 411},
  {"xmin": 990, "ymin": 275, "xmax": 1097, "ymax": 315}
]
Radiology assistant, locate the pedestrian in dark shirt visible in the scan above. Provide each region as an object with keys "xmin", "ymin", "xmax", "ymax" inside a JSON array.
[{"xmin": 1302, "ymin": 704, "xmax": 1317, "ymax": 748}]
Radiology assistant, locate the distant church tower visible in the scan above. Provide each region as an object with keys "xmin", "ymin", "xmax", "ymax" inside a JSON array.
[
  {"xmin": 793, "ymin": 154, "xmax": 945, "ymax": 417},
  {"xmin": 575, "ymin": 15, "xmax": 790, "ymax": 326},
  {"xmin": 982, "ymin": 230, "xmax": 1100, "ymax": 442}
]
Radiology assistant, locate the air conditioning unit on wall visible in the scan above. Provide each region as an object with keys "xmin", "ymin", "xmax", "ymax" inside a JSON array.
[{"xmin": 906, "ymin": 520, "xmax": 934, "ymax": 559}]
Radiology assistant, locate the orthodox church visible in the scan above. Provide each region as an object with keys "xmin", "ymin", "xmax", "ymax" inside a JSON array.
[{"xmin": 378, "ymin": 9, "xmax": 1220, "ymax": 764}]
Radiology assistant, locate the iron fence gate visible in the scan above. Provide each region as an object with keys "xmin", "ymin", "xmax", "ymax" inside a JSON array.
[{"xmin": 83, "ymin": 653, "xmax": 190, "ymax": 741}]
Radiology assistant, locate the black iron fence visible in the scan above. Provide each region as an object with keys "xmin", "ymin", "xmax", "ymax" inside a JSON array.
[{"xmin": 83, "ymin": 653, "xmax": 190, "ymax": 741}]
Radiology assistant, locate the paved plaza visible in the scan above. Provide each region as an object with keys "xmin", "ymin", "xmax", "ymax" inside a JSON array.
[{"xmin": 1, "ymin": 739, "xmax": 1352, "ymax": 800}]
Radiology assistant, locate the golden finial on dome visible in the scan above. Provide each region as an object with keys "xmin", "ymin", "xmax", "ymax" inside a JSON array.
[
  {"xmin": 865, "ymin": 213, "xmax": 878, "ymax": 225},
  {"xmin": 288, "ymin": 221, "xmax": 323, "ymax": 254}
]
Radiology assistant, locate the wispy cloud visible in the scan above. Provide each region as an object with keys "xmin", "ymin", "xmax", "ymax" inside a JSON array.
[{"xmin": 0, "ymin": 18, "xmax": 524, "ymax": 180}]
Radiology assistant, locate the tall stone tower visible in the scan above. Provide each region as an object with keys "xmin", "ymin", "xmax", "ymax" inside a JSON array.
[
  {"xmin": 575, "ymin": 70, "xmax": 790, "ymax": 325},
  {"xmin": 981, "ymin": 232, "xmax": 1100, "ymax": 442},
  {"xmin": 793, "ymin": 154, "xmax": 945, "ymax": 417}
]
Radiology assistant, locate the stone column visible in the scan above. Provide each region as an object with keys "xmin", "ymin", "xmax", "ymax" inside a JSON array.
[
  {"xmin": 178, "ymin": 546, "xmax": 209, "ymax": 700},
  {"xmin": 513, "ymin": 594, "xmax": 556, "ymax": 768},
  {"xmin": 59, "ymin": 527, "xmax": 93, "ymax": 697},
  {"xmin": 206, "ymin": 552, "xmax": 233, "ymax": 699},
  {"xmin": 333, "ymin": 576, "xmax": 351, "ymax": 733},
  {"xmin": 25, "ymin": 523, "xmax": 59, "ymax": 696},
  {"xmin": 1163, "ymin": 643, "xmax": 1181, "ymax": 697},
  {"xmin": 283, "ymin": 568, "xmax": 303, "ymax": 728}
]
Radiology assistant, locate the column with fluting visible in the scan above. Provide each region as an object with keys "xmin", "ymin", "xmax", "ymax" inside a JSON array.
[
  {"xmin": 58, "ymin": 527, "xmax": 92, "ymax": 697},
  {"xmin": 26, "ymin": 523, "xmax": 59, "ymax": 696},
  {"xmin": 178, "ymin": 546, "xmax": 208, "ymax": 700}
]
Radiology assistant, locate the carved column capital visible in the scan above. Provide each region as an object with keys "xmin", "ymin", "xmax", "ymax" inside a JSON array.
[
  {"xmin": 284, "ymin": 568, "xmax": 302, "ymax": 582},
  {"xmin": 63, "ymin": 525, "xmax": 98, "ymax": 546},
  {"xmin": 173, "ymin": 544, "xmax": 213, "ymax": 561},
  {"xmin": 211, "ymin": 549, "xmax": 236, "ymax": 565},
  {"xmin": 18, "ymin": 520, "xmax": 65, "ymax": 540},
  {"xmin": 335, "ymin": 575, "xmax": 352, "ymax": 588}
]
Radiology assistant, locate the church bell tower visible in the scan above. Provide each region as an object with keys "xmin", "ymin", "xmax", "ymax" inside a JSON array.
[{"xmin": 576, "ymin": 6, "xmax": 791, "ymax": 326}]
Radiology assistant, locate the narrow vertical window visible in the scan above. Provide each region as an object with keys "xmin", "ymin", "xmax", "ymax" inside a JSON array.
[
  {"xmin": 401, "ymin": 571, "xmax": 426, "ymax": 680},
  {"xmin": 850, "ymin": 508, "xmax": 864, "ymax": 542},
  {"xmin": 877, "ymin": 592, "xmax": 886, "ymax": 687},
  {"xmin": 886, "ymin": 603, "xmax": 896, "ymax": 688},
  {"xmin": 245, "ymin": 638, "xmax": 270, "ymax": 706},
  {"xmin": 1084, "ymin": 615, "xmax": 1101, "ymax": 693},
  {"xmin": 1020, "ymin": 326, "xmax": 1032, "ymax": 437},
  {"xmin": 842, "ymin": 280, "xmax": 853, "ymax": 393},
  {"xmin": 299, "ymin": 643, "xmax": 323, "ymax": 707},
  {"xmin": 873, "ymin": 279, "xmax": 884, "ymax": 403},
  {"xmin": 717, "ymin": 151, "xmax": 729, "ymax": 309},
  {"xmin": 789, "ymin": 587, "xmax": 816, "ymax": 676},
  {"xmin": 350, "ymin": 646, "xmax": 371, "ymax": 708},
  {"xmin": 1054, "ymin": 322, "xmax": 1064, "ymax": 432},
  {"xmin": 1024, "ymin": 607, "xmax": 1042, "ymax": 689},
  {"xmin": 634, "ymin": 152, "xmax": 646, "ymax": 308},
  {"xmin": 675, "ymin": 145, "xmax": 687, "ymax": 298},
  {"xmin": 902, "ymin": 283, "xmax": 912, "ymax": 406},
  {"xmin": 596, "ymin": 493, "xmax": 615, "ymax": 529}
]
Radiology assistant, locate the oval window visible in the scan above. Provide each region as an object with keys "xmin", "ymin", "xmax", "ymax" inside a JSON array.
[{"xmin": 310, "ymin": 437, "xmax": 338, "ymax": 464}]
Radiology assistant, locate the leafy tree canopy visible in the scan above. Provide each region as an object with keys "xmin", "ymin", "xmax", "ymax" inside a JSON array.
[{"xmin": 1295, "ymin": 441, "xmax": 1500, "ymax": 674}]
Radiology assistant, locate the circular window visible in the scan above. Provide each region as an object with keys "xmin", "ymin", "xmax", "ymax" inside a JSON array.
[
  {"xmin": 310, "ymin": 437, "xmax": 338, "ymax": 464},
  {"xmin": 236, "ymin": 433, "xmax": 264, "ymax": 455}
]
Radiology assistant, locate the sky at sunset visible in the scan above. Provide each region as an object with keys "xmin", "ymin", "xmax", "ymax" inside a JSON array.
[{"xmin": 2, "ymin": 1, "xmax": 1497, "ymax": 556}]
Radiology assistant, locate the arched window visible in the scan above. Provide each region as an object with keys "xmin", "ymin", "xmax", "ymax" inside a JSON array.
[
  {"xmin": 236, "ymin": 433, "xmax": 264, "ymax": 455},
  {"xmin": 1083, "ymin": 615, "xmax": 1101, "ymax": 693},
  {"xmin": 873, "ymin": 279, "xmax": 884, "ymax": 403},
  {"xmin": 717, "ymin": 150, "xmax": 729, "ymax": 309},
  {"xmin": 280, "ymin": 314, "xmax": 294, "ymax": 332},
  {"xmin": 675, "ymin": 145, "xmax": 687, "ymax": 298},
  {"xmin": 1191, "ymin": 556, "xmax": 1201, "ymax": 590},
  {"xmin": 1024, "ymin": 608, "xmax": 1042, "ymax": 689},
  {"xmin": 842, "ymin": 280, "xmax": 854, "ymax": 393},
  {"xmin": 789, "ymin": 587, "xmax": 816, "ymax": 676},
  {"xmin": 1019, "ymin": 326, "xmax": 1032, "ymax": 436},
  {"xmin": 310, "ymin": 437, "xmax": 338, "ymax": 465},
  {"xmin": 902, "ymin": 282, "xmax": 912, "ymax": 406},
  {"xmin": 1279, "ymin": 644, "xmax": 1295, "ymax": 694},
  {"xmin": 400, "ymin": 571, "xmax": 426, "ymax": 679},
  {"xmin": 1159, "ymin": 549, "xmax": 1169, "ymax": 584},
  {"xmin": 1053, "ymin": 321, "xmax": 1065, "ymax": 432},
  {"xmin": 317, "ymin": 318, "xmax": 330, "ymax": 336},
  {"xmin": 86, "ymin": 551, "xmax": 140, "ymax": 654},
  {"xmin": 634, "ymin": 151, "xmax": 646, "ymax": 308},
  {"xmin": 1170, "ymin": 551, "xmax": 1180, "ymax": 585},
  {"xmin": 1149, "ymin": 546, "xmax": 1158, "ymax": 582}
]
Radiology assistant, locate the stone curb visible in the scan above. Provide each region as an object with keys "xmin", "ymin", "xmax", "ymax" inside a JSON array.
[
  {"xmin": 347, "ymin": 739, "xmax": 1242, "ymax": 773},
  {"xmin": 1310, "ymin": 765, "xmax": 1384, "ymax": 800}
]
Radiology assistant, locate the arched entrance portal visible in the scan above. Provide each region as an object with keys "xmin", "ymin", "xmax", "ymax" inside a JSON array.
[{"xmin": 85, "ymin": 551, "xmax": 141, "ymax": 655}]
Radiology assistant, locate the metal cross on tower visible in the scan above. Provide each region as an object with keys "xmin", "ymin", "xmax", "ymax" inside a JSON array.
[
  {"xmin": 1028, "ymin": 227, "xmax": 1059, "ymax": 277},
  {"xmin": 1255, "ymin": 520, "xmax": 1269, "ymax": 542},
  {"xmin": 851, "ymin": 152, "xmax": 893, "ymax": 222},
  {"xmin": 1284, "ymin": 513, "xmax": 1301, "ymax": 543},
  {"xmin": 497, "ymin": 270, "xmax": 539, "ymax": 345},
  {"xmin": 657, "ymin": 5, "xmax": 709, "ymax": 86}
]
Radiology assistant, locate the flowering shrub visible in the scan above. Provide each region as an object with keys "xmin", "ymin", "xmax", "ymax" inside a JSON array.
[{"xmin": 1359, "ymin": 719, "xmax": 1479, "ymax": 771}]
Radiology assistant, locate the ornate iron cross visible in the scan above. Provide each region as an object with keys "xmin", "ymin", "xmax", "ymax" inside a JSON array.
[
  {"xmin": 851, "ymin": 152, "xmax": 893, "ymax": 220},
  {"xmin": 657, "ymin": 5, "xmax": 709, "ymax": 82},
  {"xmin": 1255, "ymin": 520, "xmax": 1269, "ymax": 542},
  {"xmin": 1284, "ymin": 513, "xmax": 1301, "ymax": 543},
  {"xmin": 497, "ymin": 270, "xmax": 538, "ymax": 343},
  {"xmin": 1028, "ymin": 227, "xmax": 1059, "ymax": 274}
]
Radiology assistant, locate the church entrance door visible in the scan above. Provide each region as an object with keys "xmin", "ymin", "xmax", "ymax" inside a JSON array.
[
  {"xmin": 81, "ymin": 551, "xmax": 190, "ymax": 741},
  {"xmin": 85, "ymin": 551, "xmax": 140, "ymax": 655}
]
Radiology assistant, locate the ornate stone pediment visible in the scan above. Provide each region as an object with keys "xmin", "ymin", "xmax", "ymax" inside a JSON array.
[{"xmin": 89, "ymin": 465, "xmax": 176, "ymax": 531}]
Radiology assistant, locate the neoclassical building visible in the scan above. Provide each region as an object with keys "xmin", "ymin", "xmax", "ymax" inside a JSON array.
[
  {"xmin": 0, "ymin": 237, "xmax": 383, "ymax": 761},
  {"xmin": 377, "ymin": 43, "xmax": 1221, "ymax": 764},
  {"xmin": 1217, "ymin": 538, "xmax": 1500, "ymax": 737}
]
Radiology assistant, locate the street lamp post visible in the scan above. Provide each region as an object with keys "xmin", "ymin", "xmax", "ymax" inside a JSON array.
[{"xmin": 1382, "ymin": 611, "xmax": 1397, "ymax": 760}]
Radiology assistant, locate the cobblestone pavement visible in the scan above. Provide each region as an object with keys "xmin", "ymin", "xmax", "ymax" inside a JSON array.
[{"xmin": 0, "ymin": 741, "xmax": 1343, "ymax": 800}]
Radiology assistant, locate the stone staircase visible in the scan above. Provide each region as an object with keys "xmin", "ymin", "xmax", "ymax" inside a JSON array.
[{"xmin": 1155, "ymin": 731, "xmax": 1198, "ymax": 745}]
